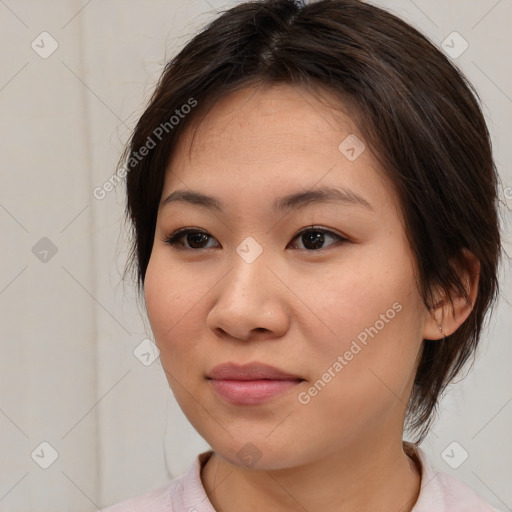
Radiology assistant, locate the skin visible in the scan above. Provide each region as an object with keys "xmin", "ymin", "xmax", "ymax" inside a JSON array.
[{"xmin": 144, "ymin": 83, "xmax": 479, "ymax": 512}]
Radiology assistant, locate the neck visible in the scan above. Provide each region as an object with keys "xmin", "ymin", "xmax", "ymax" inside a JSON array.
[{"xmin": 201, "ymin": 438, "xmax": 421, "ymax": 512}]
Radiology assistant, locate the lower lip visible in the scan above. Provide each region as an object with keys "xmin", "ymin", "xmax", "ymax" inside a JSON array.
[{"xmin": 208, "ymin": 379, "xmax": 303, "ymax": 405}]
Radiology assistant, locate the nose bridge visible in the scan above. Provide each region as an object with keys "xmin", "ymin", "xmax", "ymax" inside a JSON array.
[
  {"xmin": 226, "ymin": 243, "xmax": 272, "ymax": 304},
  {"xmin": 207, "ymin": 242, "xmax": 289, "ymax": 339}
]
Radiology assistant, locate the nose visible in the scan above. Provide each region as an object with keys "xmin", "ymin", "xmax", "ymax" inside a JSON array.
[{"xmin": 206, "ymin": 251, "xmax": 290, "ymax": 342}]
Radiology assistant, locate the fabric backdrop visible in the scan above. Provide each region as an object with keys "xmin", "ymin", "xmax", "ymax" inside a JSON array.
[{"xmin": 1, "ymin": 1, "xmax": 511, "ymax": 510}]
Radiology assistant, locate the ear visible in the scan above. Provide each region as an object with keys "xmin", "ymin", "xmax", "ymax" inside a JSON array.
[{"xmin": 422, "ymin": 249, "xmax": 480, "ymax": 340}]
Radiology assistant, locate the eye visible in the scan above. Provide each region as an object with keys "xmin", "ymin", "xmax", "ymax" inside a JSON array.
[
  {"xmin": 162, "ymin": 226, "xmax": 349, "ymax": 252},
  {"xmin": 162, "ymin": 228, "xmax": 220, "ymax": 250},
  {"xmin": 288, "ymin": 226, "xmax": 348, "ymax": 251}
]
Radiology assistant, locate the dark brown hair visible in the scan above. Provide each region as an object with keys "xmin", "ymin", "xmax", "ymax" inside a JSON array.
[{"xmin": 120, "ymin": 0, "xmax": 502, "ymax": 441}]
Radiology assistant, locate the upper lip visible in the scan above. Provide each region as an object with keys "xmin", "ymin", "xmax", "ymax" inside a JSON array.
[{"xmin": 207, "ymin": 362, "xmax": 303, "ymax": 381}]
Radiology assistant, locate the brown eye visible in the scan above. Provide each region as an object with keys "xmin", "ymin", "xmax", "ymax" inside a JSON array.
[
  {"xmin": 162, "ymin": 226, "xmax": 348, "ymax": 252},
  {"xmin": 163, "ymin": 229, "xmax": 220, "ymax": 250},
  {"xmin": 289, "ymin": 227, "xmax": 348, "ymax": 251}
]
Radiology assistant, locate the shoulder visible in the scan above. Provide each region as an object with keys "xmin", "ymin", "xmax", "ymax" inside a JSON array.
[
  {"xmin": 102, "ymin": 450, "xmax": 215, "ymax": 512},
  {"xmin": 412, "ymin": 447, "xmax": 501, "ymax": 512}
]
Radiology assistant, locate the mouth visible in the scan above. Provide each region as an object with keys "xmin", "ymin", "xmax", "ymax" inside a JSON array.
[
  {"xmin": 207, "ymin": 362, "xmax": 305, "ymax": 405},
  {"xmin": 207, "ymin": 361, "xmax": 303, "ymax": 380},
  {"xmin": 208, "ymin": 379, "xmax": 303, "ymax": 405}
]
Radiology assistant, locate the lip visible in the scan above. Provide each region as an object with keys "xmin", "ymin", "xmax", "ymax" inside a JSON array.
[
  {"xmin": 208, "ymin": 362, "xmax": 303, "ymax": 380},
  {"xmin": 207, "ymin": 362, "xmax": 304, "ymax": 405}
]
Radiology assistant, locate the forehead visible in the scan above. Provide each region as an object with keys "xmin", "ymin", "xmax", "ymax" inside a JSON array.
[
  {"xmin": 178, "ymin": 83, "xmax": 361, "ymax": 161},
  {"xmin": 163, "ymin": 83, "xmax": 397, "ymax": 216}
]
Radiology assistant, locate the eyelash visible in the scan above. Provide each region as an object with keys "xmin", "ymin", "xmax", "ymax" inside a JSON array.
[{"xmin": 162, "ymin": 226, "xmax": 349, "ymax": 252}]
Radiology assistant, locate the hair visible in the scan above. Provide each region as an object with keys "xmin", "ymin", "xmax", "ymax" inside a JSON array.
[{"xmin": 119, "ymin": 0, "xmax": 502, "ymax": 442}]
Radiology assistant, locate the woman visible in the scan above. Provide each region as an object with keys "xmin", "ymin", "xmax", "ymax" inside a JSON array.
[{"xmin": 106, "ymin": 0, "xmax": 503, "ymax": 510}]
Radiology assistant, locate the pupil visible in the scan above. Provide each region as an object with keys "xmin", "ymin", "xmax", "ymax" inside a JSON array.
[
  {"xmin": 188, "ymin": 233, "xmax": 208, "ymax": 248},
  {"xmin": 303, "ymin": 231, "xmax": 324, "ymax": 249}
]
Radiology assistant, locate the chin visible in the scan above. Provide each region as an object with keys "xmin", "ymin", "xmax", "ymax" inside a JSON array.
[{"xmin": 206, "ymin": 436, "xmax": 310, "ymax": 471}]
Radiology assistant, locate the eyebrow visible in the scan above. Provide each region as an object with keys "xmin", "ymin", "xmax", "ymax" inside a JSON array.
[{"xmin": 159, "ymin": 186, "xmax": 373, "ymax": 213}]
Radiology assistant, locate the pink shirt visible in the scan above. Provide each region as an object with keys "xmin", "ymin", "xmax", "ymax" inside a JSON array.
[{"xmin": 103, "ymin": 448, "xmax": 500, "ymax": 511}]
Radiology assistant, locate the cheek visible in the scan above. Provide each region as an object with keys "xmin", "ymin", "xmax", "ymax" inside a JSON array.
[
  {"xmin": 295, "ymin": 303, "xmax": 423, "ymax": 443},
  {"xmin": 305, "ymin": 256, "xmax": 410, "ymax": 344},
  {"xmin": 144, "ymin": 254, "xmax": 206, "ymax": 357},
  {"xmin": 144, "ymin": 255, "xmax": 212, "ymax": 405},
  {"xmin": 300, "ymin": 248, "xmax": 423, "ymax": 399}
]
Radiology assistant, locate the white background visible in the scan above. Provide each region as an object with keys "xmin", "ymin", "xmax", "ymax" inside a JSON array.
[{"xmin": 0, "ymin": 0, "xmax": 511, "ymax": 510}]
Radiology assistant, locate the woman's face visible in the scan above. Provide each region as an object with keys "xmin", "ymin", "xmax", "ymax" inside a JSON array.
[{"xmin": 144, "ymin": 83, "xmax": 429, "ymax": 469}]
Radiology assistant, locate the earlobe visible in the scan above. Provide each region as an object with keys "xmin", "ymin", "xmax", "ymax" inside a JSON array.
[
  {"xmin": 423, "ymin": 298, "xmax": 448, "ymax": 341},
  {"xmin": 422, "ymin": 250, "xmax": 480, "ymax": 341}
]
